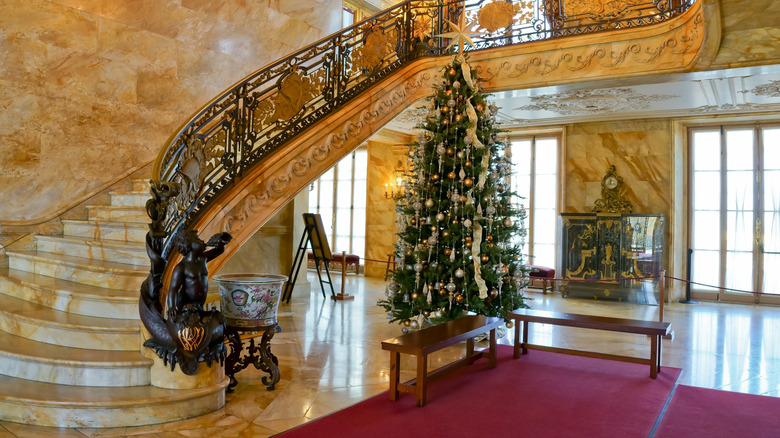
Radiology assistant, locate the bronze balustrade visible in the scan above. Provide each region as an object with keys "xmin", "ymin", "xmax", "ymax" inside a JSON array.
[{"xmin": 149, "ymin": 0, "xmax": 696, "ymax": 281}]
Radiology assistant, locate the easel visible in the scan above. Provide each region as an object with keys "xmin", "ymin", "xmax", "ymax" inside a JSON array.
[{"xmin": 282, "ymin": 213, "xmax": 354, "ymax": 303}]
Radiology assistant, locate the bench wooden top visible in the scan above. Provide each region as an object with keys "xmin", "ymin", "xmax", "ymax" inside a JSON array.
[
  {"xmin": 508, "ymin": 308, "xmax": 670, "ymax": 336},
  {"xmin": 381, "ymin": 315, "xmax": 503, "ymax": 356}
]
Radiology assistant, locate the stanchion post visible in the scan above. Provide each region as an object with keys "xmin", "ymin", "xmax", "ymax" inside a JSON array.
[
  {"xmin": 334, "ymin": 250, "xmax": 355, "ymax": 301},
  {"xmin": 679, "ymin": 248, "xmax": 698, "ymax": 304},
  {"xmin": 659, "ymin": 270, "xmax": 665, "ymax": 323}
]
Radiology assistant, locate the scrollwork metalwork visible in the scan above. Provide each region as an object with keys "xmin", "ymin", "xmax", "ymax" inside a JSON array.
[{"xmin": 150, "ymin": 0, "xmax": 696, "ymax": 299}]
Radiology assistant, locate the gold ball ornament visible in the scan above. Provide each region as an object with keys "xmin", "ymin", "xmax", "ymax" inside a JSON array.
[
  {"xmin": 432, "ymin": 173, "xmax": 440, "ymax": 181},
  {"xmin": 444, "ymin": 248, "xmax": 452, "ymax": 256},
  {"xmin": 425, "ymin": 199, "xmax": 434, "ymax": 208},
  {"xmin": 447, "ymin": 171, "xmax": 457, "ymax": 179},
  {"xmin": 465, "ymin": 160, "xmax": 473, "ymax": 168},
  {"xmin": 411, "ymin": 292, "xmax": 419, "ymax": 300},
  {"xmin": 455, "ymin": 114, "xmax": 463, "ymax": 122},
  {"xmin": 449, "ymin": 68, "xmax": 457, "ymax": 75},
  {"xmin": 446, "ymin": 147, "xmax": 455, "ymax": 156},
  {"xmin": 456, "ymin": 151, "xmax": 465, "ymax": 159},
  {"xmin": 506, "ymin": 321, "xmax": 514, "ymax": 329},
  {"xmin": 465, "ymin": 236, "xmax": 473, "ymax": 245},
  {"xmin": 464, "ymin": 178, "xmax": 473, "ymax": 187},
  {"xmin": 481, "ymin": 254, "xmax": 489, "ymax": 262},
  {"xmin": 403, "ymin": 320, "xmax": 412, "ymax": 327},
  {"xmin": 489, "ymin": 289, "xmax": 498, "ymax": 298},
  {"xmin": 439, "ymin": 288, "xmax": 447, "ymax": 296},
  {"xmin": 455, "ymin": 294, "xmax": 465, "ymax": 303}
]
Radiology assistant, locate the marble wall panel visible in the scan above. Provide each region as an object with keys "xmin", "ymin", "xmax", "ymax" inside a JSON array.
[
  {"xmin": 0, "ymin": 0, "xmax": 342, "ymax": 221},
  {"xmin": 365, "ymin": 140, "xmax": 408, "ymax": 278},
  {"xmin": 712, "ymin": 0, "xmax": 780, "ymax": 68}
]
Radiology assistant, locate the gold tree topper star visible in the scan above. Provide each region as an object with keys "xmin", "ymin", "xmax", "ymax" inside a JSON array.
[{"xmin": 436, "ymin": 12, "xmax": 479, "ymax": 53}]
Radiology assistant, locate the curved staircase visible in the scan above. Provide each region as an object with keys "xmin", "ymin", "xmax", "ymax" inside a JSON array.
[{"xmin": 0, "ymin": 179, "xmax": 225, "ymax": 428}]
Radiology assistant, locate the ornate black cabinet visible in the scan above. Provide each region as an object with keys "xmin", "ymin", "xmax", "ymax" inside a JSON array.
[{"xmin": 559, "ymin": 213, "xmax": 664, "ymax": 302}]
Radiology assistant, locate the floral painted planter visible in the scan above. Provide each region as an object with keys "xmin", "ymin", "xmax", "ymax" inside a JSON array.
[{"xmin": 213, "ymin": 274, "xmax": 288, "ymax": 328}]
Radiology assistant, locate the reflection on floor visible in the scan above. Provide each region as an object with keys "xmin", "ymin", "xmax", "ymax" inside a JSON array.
[{"xmin": 2, "ymin": 273, "xmax": 780, "ymax": 437}]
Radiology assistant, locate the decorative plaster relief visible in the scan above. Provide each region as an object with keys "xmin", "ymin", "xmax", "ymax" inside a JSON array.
[
  {"xmin": 516, "ymin": 88, "xmax": 677, "ymax": 115},
  {"xmin": 480, "ymin": 11, "xmax": 703, "ymax": 81},
  {"xmin": 745, "ymin": 80, "xmax": 780, "ymax": 98}
]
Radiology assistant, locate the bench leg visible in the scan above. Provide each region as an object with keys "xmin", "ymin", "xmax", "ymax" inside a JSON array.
[
  {"xmin": 650, "ymin": 336, "xmax": 658, "ymax": 379},
  {"xmin": 522, "ymin": 321, "xmax": 529, "ymax": 355},
  {"xmin": 513, "ymin": 321, "xmax": 521, "ymax": 359},
  {"xmin": 416, "ymin": 354, "xmax": 427, "ymax": 407},
  {"xmin": 389, "ymin": 351, "xmax": 400, "ymax": 401},
  {"xmin": 488, "ymin": 327, "xmax": 497, "ymax": 368}
]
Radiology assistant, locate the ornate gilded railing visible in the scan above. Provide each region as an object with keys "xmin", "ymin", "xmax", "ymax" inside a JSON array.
[{"xmin": 150, "ymin": 0, "xmax": 695, "ymax": 261}]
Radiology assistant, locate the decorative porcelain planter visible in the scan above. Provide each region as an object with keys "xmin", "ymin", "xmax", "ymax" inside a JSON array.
[{"xmin": 213, "ymin": 274, "xmax": 288, "ymax": 328}]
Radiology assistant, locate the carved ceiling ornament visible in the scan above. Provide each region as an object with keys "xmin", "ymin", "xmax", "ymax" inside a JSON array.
[
  {"xmin": 746, "ymin": 80, "xmax": 780, "ymax": 98},
  {"xmin": 515, "ymin": 88, "xmax": 676, "ymax": 115},
  {"xmin": 593, "ymin": 165, "xmax": 633, "ymax": 214}
]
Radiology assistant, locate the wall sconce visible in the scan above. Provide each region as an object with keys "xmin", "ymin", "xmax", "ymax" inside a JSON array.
[{"xmin": 385, "ymin": 159, "xmax": 408, "ymax": 199}]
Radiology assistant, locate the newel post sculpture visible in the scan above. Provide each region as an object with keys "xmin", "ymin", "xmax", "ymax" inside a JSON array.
[{"xmin": 139, "ymin": 181, "xmax": 231, "ymax": 376}]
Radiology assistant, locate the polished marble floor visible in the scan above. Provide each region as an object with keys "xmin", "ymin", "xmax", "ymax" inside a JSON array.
[{"xmin": 2, "ymin": 273, "xmax": 780, "ymax": 437}]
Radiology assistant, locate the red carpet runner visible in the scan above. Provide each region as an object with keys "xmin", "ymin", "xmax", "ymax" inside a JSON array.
[
  {"xmin": 277, "ymin": 345, "xmax": 681, "ymax": 438},
  {"xmin": 655, "ymin": 384, "xmax": 780, "ymax": 437}
]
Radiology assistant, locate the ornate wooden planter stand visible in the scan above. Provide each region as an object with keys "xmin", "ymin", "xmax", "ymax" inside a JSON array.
[
  {"xmin": 224, "ymin": 324, "xmax": 279, "ymax": 391},
  {"xmin": 213, "ymin": 273, "xmax": 287, "ymax": 392}
]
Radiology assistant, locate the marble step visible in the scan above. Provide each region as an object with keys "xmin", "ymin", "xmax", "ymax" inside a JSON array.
[
  {"xmin": 0, "ymin": 374, "xmax": 228, "ymax": 427},
  {"xmin": 7, "ymin": 250, "xmax": 147, "ymax": 291},
  {"xmin": 0, "ymin": 331, "xmax": 152, "ymax": 387},
  {"xmin": 62, "ymin": 219, "xmax": 147, "ymax": 243},
  {"xmin": 0, "ymin": 268, "xmax": 138, "ymax": 319},
  {"xmin": 34, "ymin": 235, "xmax": 147, "ymax": 265},
  {"xmin": 131, "ymin": 179, "xmax": 151, "ymax": 192},
  {"xmin": 0, "ymin": 293, "xmax": 140, "ymax": 351},
  {"xmin": 109, "ymin": 190, "xmax": 149, "ymax": 208},
  {"xmin": 86, "ymin": 205, "xmax": 149, "ymax": 223}
]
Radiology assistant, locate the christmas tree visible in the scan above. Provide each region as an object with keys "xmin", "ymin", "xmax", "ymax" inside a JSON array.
[{"xmin": 379, "ymin": 53, "xmax": 530, "ymax": 332}]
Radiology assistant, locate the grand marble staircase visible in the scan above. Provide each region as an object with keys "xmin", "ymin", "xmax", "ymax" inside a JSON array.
[{"xmin": 0, "ymin": 180, "xmax": 225, "ymax": 428}]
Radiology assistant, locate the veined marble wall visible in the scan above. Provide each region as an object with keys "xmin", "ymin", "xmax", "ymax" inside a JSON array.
[
  {"xmin": 365, "ymin": 138, "xmax": 410, "ymax": 278},
  {"xmin": 563, "ymin": 118, "xmax": 673, "ymax": 271},
  {"xmin": 0, "ymin": 0, "xmax": 342, "ymax": 222},
  {"xmin": 713, "ymin": 0, "xmax": 780, "ymax": 68},
  {"xmin": 564, "ymin": 119, "xmax": 672, "ymax": 215}
]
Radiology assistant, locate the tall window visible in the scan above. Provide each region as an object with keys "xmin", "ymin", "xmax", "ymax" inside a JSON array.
[
  {"xmin": 343, "ymin": 6, "xmax": 356, "ymax": 28},
  {"xmin": 308, "ymin": 149, "xmax": 367, "ymax": 259},
  {"xmin": 690, "ymin": 125, "xmax": 780, "ymax": 301},
  {"xmin": 509, "ymin": 135, "xmax": 559, "ymax": 268}
]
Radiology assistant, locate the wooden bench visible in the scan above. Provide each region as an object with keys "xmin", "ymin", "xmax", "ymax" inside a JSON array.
[
  {"xmin": 507, "ymin": 308, "xmax": 671, "ymax": 378},
  {"xmin": 381, "ymin": 315, "xmax": 503, "ymax": 407}
]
